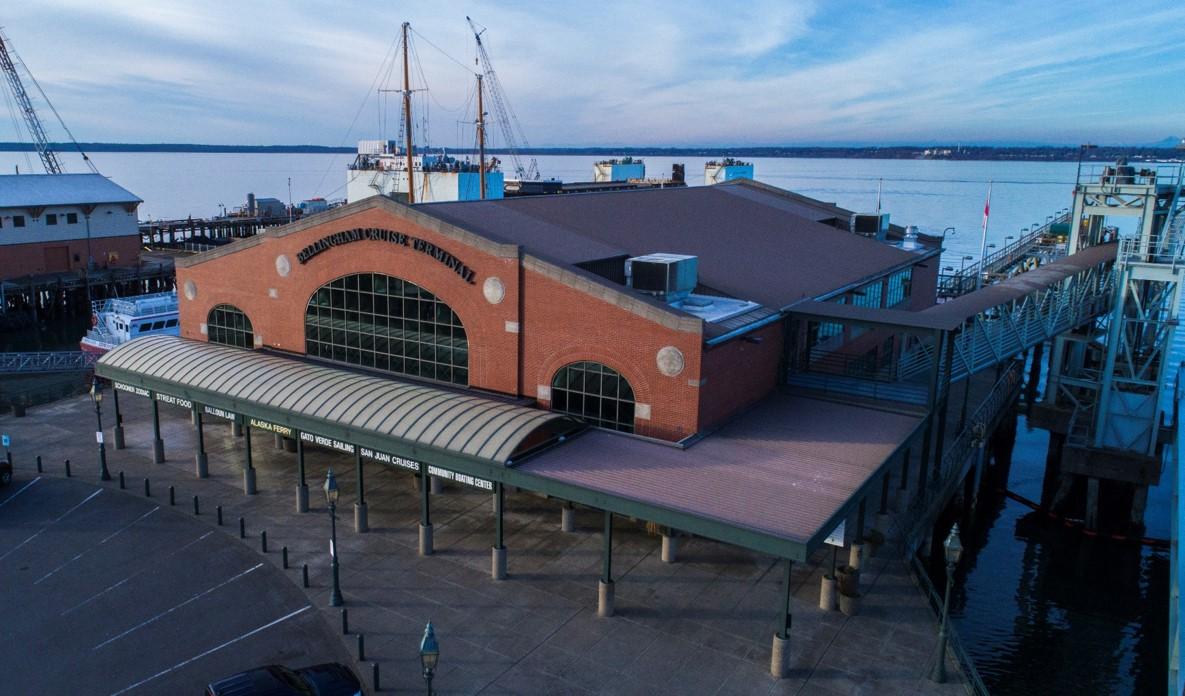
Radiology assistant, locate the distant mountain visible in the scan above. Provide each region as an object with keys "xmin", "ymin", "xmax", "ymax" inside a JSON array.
[{"xmin": 1149, "ymin": 136, "xmax": 1183, "ymax": 148}]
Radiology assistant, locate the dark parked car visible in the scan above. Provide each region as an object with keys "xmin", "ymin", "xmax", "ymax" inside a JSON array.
[
  {"xmin": 0, "ymin": 458, "xmax": 11, "ymax": 485},
  {"xmin": 205, "ymin": 663, "xmax": 361, "ymax": 696}
]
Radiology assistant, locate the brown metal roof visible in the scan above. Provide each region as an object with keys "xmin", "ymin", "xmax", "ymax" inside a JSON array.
[
  {"xmin": 97, "ymin": 335, "xmax": 575, "ymax": 464},
  {"xmin": 517, "ymin": 392, "xmax": 921, "ymax": 554},
  {"xmin": 920, "ymin": 242, "xmax": 1117, "ymax": 325},
  {"xmin": 418, "ymin": 182, "xmax": 917, "ymax": 309},
  {"xmin": 788, "ymin": 300, "xmax": 953, "ymax": 332},
  {"xmin": 789, "ymin": 243, "xmax": 1117, "ymax": 332}
]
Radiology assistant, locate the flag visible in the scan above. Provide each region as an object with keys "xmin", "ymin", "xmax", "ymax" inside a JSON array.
[{"xmin": 982, "ymin": 180, "xmax": 992, "ymax": 230}]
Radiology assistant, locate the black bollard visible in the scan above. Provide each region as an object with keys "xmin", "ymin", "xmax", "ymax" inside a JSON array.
[
  {"xmin": 261, "ymin": 530, "xmax": 268, "ymax": 553},
  {"xmin": 341, "ymin": 608, "xmax": 349, "ymax": 635},
  {"xmin": 372, "ymin": 663, "xmax": 379, "ymax": 692},
  {"xmin": 64, "ymin": 459, "xmax": 71, "ymax": 477},
  {"xmin": 216, "ymin": 505, "xmax": 223, "ymax": 526},
  {"xmin": 282, "ymin": 546, "xmax": 288, "ymax": 569},
  {"xmin": 144, "ymin": 478, "xmax": 150, "ymax": 497},
  {"xmin": 119, "ymin": 471, "xmax": 125, "ymax": 489},
  {"xmin": 36, "ymin": 455, "xmax": 42, "ymax": 473},
  {"xmin": 357, "ymin": 634, "xmax": 365, "ymax": 661},
  {"xmin": 239, "ymin": 517, "xmax": 245, "ymax": 539},
  {"xmin": 193, "ymin": 495, "xmax": 200, "ymax": 516},
  {"xmin": 302, "ymin": 564, "xmax": 309, "ymax": 588},
  {"xmin": 169, "ymin": 485, "xmax": 175, "ymax": 506}
]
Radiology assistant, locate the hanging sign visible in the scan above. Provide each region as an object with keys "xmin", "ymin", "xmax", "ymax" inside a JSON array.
[
  {"xmin": 155, "ymin": 392, "xmax": 193, "ymax": 409},
  {"xmin": 95, "ymin": 431, "xmax": 104, "ymax": 444},
  {"xmin": 824, "ymin": 520, "xmax": 846, "ymax": 548},
  {"xmin": 203, "ymin": 405, "xmax": 236, "ymax": 421},
  {"xmin": 114, "ymin": 382, "xmax": 151, "ymax": 397},
  {"xmin": 360, "ymin": 446, "xmax": 419, "ymax": 473},
  {"xmin": 428, "ymin": 464, "xmax": 493, "ymax": 491},
  {"xmin": 2, "ymin": 434, "xmax": 10, "ymax": 448},
  {"xmin": 249, "ymin": 417, "xmax": 294, "ymax": 438},
  {"xmin": 300, "ymin": 431, "xmax": 355, "ymax": 454}
]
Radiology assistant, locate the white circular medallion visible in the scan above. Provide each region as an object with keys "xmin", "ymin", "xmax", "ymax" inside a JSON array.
[
  {"xmin": 483, "ymin": 276, "xmax": 505, "ymax": 305},
  {"xmin": 656, "ymin": 346, "xmax": 685, "ymax": 377},
  {"xmin": 183, "ymin": 280, "xmax": 197, "ymax": 301},
  {"xmin": 275, "ymin": 254, "xmax": 291, "ymax": 277}
]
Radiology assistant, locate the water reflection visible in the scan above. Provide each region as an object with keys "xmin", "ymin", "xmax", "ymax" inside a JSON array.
[{"xmin": 941, "ymin": 416, "xmax": 1168, "ymax": 695}]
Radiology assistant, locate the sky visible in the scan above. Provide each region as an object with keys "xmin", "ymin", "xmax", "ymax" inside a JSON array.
[{"xmin": 2, "ymin": 1, "xmax": 1184, "ymax": 148}]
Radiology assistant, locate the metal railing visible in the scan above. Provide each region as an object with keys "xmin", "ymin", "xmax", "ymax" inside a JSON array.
[
  {"xmin": 938, "ymin": 212, "xmax": 1071, "ymax": 299},
  {"xmin": 0, "ymin": 351, "xmax": 98, "ymax": 374},
  {"xmin": 788, "ymin": 347, "xmax": 931, "ymax": 404},
  {"xmin": 908, "ymin": 554, "xmax": 991, "ymax": 696},
  {"xmin": 905, "ymin": 361, "xmax": 1024, "ymax": 547},
  {"xmin": 900, "ymin": 260, "xmax": 1115, "ymax": 385},
  {"xmin": 93, "ymin": 292, "xmax": 178, "ymax": 319}
]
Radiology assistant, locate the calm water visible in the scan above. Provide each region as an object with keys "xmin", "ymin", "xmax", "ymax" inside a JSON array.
[{"xmin": 0, "ymin": 151, "xmax": 1173, "ymax": 693}]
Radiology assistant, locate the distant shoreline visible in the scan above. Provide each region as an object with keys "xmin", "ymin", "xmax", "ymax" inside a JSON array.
[{"xmin": 0, "ymin": 142, "xmax": 1180, "ymax": 162}]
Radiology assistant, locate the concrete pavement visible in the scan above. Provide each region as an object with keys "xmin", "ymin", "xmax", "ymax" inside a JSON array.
[{"xmin": 0, "ymin": 393, "xmax": 967, "ymax": 694}]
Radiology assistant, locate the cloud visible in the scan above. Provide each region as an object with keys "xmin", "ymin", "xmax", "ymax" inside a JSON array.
[{"xmin": 0, "ymin": 0, "xmax": 1182, "ymax": 146}]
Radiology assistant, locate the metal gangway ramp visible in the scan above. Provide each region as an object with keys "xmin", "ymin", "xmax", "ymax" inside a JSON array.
[{"xmin": 0, "ymin": 351, "xmax": 98, "ymax": 374}]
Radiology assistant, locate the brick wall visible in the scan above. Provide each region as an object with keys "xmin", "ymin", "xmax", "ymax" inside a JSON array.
[
  {"xmin": 0, "ymin": 234, "xmax": 140, "ymax": 280},
  {"xmin": 697, "ymin": 321, "xmax": 784, "ymax": 430},
  {"xmin": 522, "ymin": 268, "xmax": 703, "ymax": 440},
  {"xmin": 177, "ymin": 207, "xmax": 521, "ymax": 394}
]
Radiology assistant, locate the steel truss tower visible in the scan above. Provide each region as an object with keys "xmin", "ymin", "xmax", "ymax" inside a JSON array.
[{"xmin": 1042, "ymin": 162, "xmax": 1185, "ymax": 528}]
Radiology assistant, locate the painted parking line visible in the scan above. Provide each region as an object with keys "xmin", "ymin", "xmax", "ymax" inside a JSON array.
[
  {"xmin": 108, "ymin": 605, "xmax": 312, "ymax": 696},
  {"xmin": 0, "ymin": 489, "xmax": 102, "ymax": 562},
  {"xmin": 61, "ymin": 531, "xmax": 215, "ymax": 617},
  {"xmin": 93, "ymin": 563, "xmax": 265, "ymax": 650},
  {"xmin": 34, "ymin": 507, "xmax": 160, "ymax": 585},
  {"xmin": 0, "ymin": 477, "xmax": 41, "ymax": 509}
]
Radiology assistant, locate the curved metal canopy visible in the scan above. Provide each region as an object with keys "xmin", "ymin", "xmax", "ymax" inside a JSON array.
[{"xmin": 97, "ymin": 335, "xmax": 574, "ymax": 464}]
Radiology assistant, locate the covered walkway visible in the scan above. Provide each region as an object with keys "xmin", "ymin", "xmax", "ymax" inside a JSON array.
[
  {"xmin": 95, "ymin": 335, "xmax": 938, "ymax": 679},
  {"xmin": 0, "ymin": 393, "xmax": 966, "ymax": 694}
]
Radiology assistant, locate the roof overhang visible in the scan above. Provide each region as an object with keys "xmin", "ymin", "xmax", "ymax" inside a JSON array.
[{"xmin": 96, "ymin": 336, "xmax": 580, "ymax": 470}]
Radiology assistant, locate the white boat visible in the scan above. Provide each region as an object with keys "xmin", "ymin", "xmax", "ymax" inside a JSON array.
[{"xmin": 80, "ymin": 290, "xmax": 179, "ymax": 354}]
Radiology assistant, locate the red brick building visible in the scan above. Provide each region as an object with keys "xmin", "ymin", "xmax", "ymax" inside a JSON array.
[{"xmin": 176, "ymin": 180, "xmax": 937, "ymax": 442}]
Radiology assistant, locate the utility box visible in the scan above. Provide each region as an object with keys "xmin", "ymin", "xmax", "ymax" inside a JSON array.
[
  {"xmin": 625, "ymin": 253, "xmax": 698, "ymax": 299},
  {"xmin": 851, "ymin": 213, "xmax": 890, "ymax": 241}
]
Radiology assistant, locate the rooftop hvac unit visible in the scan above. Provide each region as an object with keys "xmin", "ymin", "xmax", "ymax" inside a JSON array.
[
  {"xmin": 625, "ymin": 253, "xmax": 698, "ymax": 299},
  {"xmin": 851, "ymin": 213, "xmax": 890, "ymax": 240}
]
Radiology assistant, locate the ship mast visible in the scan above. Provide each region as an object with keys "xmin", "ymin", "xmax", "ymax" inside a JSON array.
[
  {"xmin": 476, "ymin": 73, "xmax": 486, "ymax": 200},
  {"xmin": 401, "ymin": 22, "xmax": 415, "ymax": 204}
]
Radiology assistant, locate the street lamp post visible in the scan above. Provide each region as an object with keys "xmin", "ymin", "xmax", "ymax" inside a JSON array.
[
  {"xmin": 419, "ymin": 621, "xmax": 439, "ymax": 695},
  {"xmin": 929, "ymin": 523, "xmax": 964, "ymax": 683},
  {"xmin": 324, "ymin": 468, "xmax": 343, "ymax": 607},
  {"xmin": 90, "ymin": 377, "xmax": 110, "ymax": 481}
]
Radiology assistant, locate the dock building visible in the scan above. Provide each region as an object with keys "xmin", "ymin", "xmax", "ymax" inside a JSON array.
[
  {"xmin": 97, "ymin": 179, "xmax": 953, "ymax": 676},
  {"xmin": 0, "ymin": 173, "xmax": 142, "ymax": 280}
]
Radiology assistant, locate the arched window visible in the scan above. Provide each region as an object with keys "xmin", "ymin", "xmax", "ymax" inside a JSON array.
[
  {"xmin": 207, "ymin": 304, "xmax": 254, "ymax": 348},
  {"xmin": 305, "ymin": 273, "xmax": 469, "ymax": 385},
  {"xmin": 550, "ymin": 361, "xmax": 635, "ymax": 433}
]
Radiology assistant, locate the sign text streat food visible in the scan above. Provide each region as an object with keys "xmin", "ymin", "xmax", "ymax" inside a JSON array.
[{"xmin": 154, "ymin": 392, "xmax": 192, "ymax": 409}]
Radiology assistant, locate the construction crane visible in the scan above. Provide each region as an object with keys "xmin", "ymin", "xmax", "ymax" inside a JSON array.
[
  {"xmin": 0, "ymin": 29, "xmax": 63, "ymax": 174},
  {"xmin": 0, "ymin": 29, "xmax": 97, "ymax": 175},
  {"xmin": 466, "ymin": 16, "xmax": 540, "ymax": 181}
]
